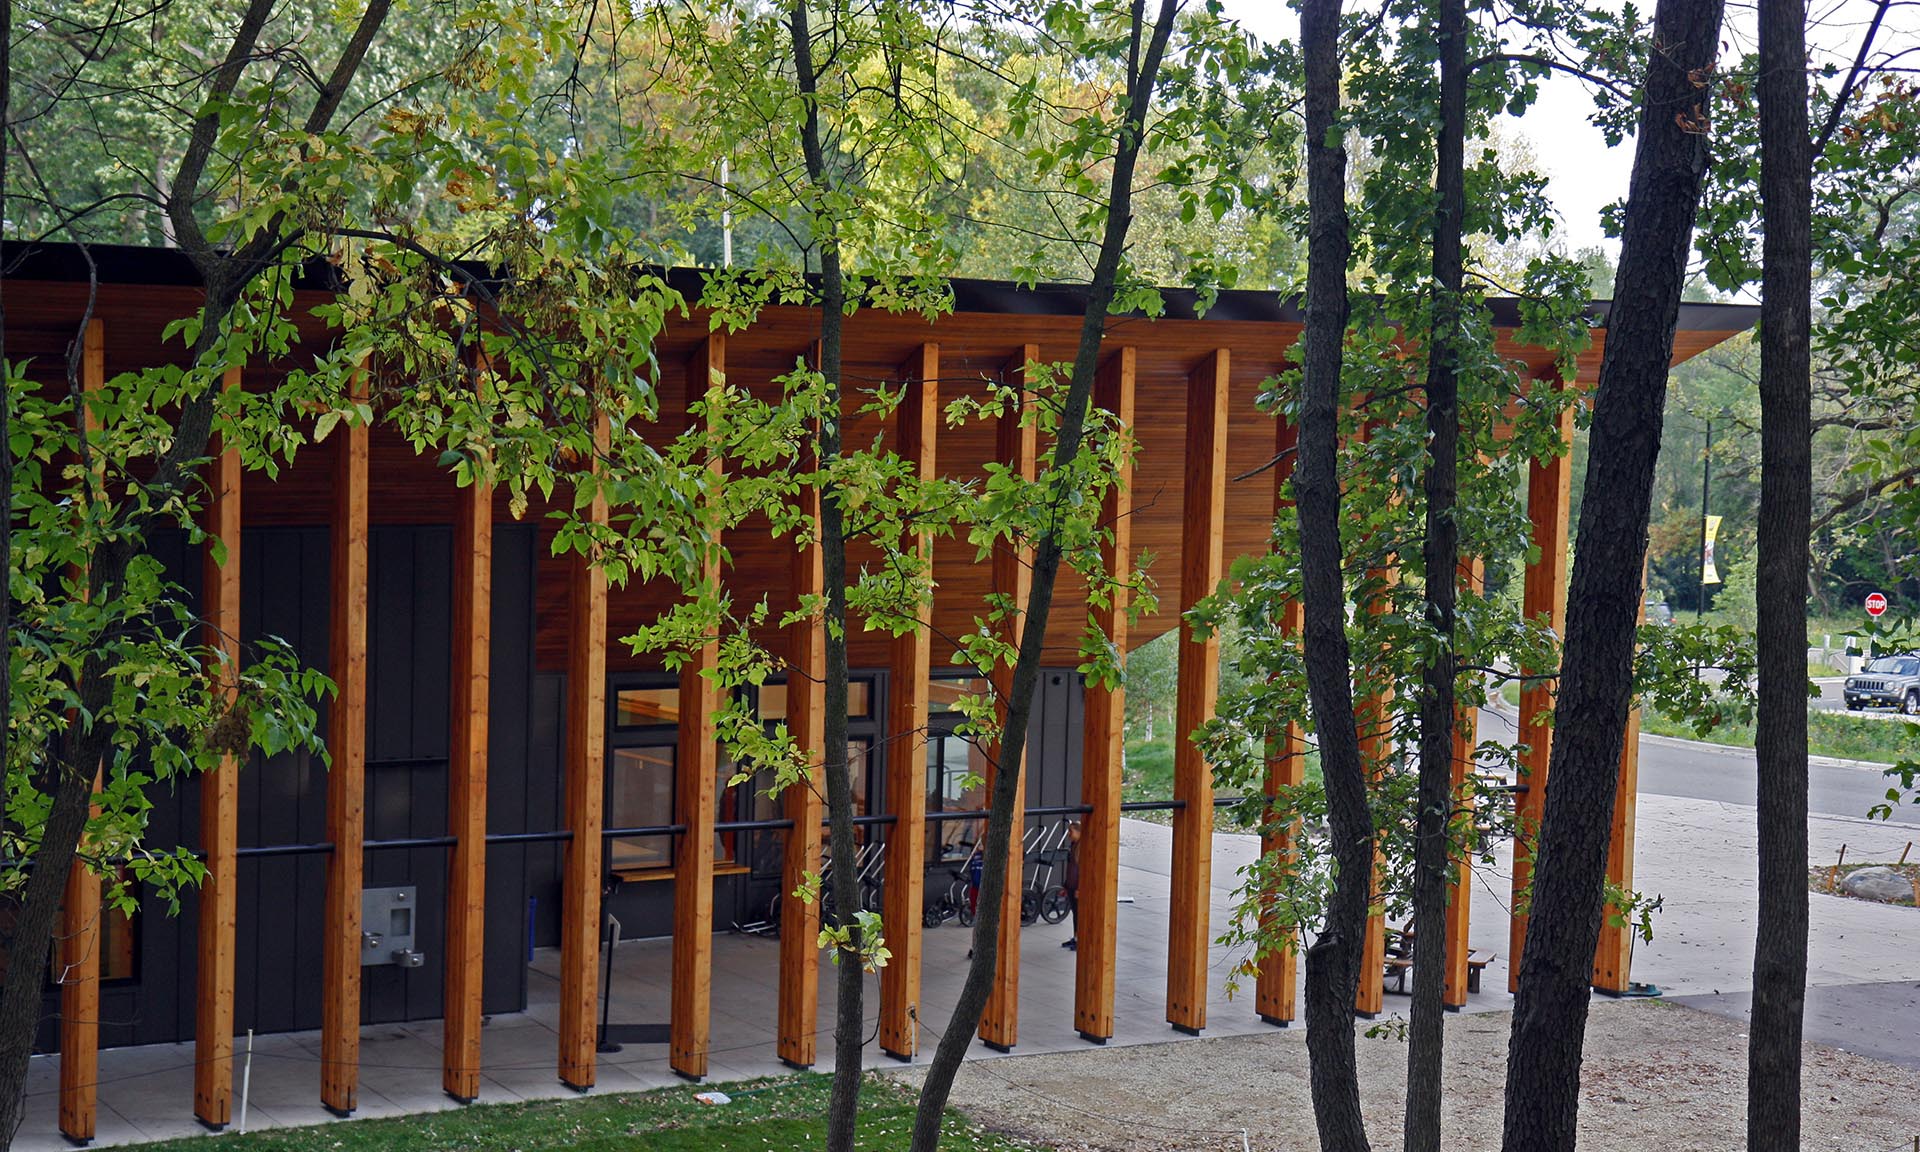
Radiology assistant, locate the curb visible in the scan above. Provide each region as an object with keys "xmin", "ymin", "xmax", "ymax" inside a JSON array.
[
  {"xmin": 1492, "ymin": 698, "xmax": 1898, "ymax": 774},
  {"xmin": 1633, "ymin": 731, "xmax": 1895, "ymax": 773}
]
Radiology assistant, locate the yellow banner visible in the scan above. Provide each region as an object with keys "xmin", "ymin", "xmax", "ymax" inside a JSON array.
[{"xmin": 1702, "ymin": 514, "xmax": 1723, "ymax": 585}]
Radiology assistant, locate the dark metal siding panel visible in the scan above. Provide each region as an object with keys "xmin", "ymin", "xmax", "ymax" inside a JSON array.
[
  {"xmin": 290, "ymin": 529, "xmax": 331, "ymax": 1032},
  {"xmin": 483, "ymin": 524, "xmax": 537, "ymax": 1014},
  {"xmin": 409, "ymin": 529, "xmax": 453, "ymax": 762},
  {"xmin": 364, "ymin": 529, "xmax": 411, "ymax": 1025},
  {"xmin": 101, "ymin": 523, "xmax": 541, "ymax": 1049},
  {"xmin": 525, "ymin": 672, "xmax": 566, "ymax": 949},
  {"xmin": 362, "ymin": 527, "xmax": 454, "ymax": 1026},
  {"xmin": 400, "ymin": 527, "xmax": 451, "ymax": 1024},
  {"xmin": 1063, "ymin": 673, "xmax": 1085, "ymax": 810},
  {"xmin": 241, "ymin": 529, "xmax": 322, "ymax": 1035},
  {"xmin": 139, "ymin": 528, "xmax": 194, "ymax": 1047}
]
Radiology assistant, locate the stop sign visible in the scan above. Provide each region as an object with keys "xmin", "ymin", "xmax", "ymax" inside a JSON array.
[{"xmin": 1866, "ymin": 591, "xmax": 1889, "ymax": 618}]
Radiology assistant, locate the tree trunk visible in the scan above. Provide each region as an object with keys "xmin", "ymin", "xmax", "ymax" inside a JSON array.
[
  {"xmin": 817, "ymin": 269, "xmax": 866, "ymax": 1152},
  {"xmin": 1499, "ymin": 0, "xmax": 1725, "ymax": 1147},
  {"xmin": 1748, "ymin": 0, "xmax": 1813, "ymax": 1144},
  {"xmin": 0, "ymin": 758, "xmax": 95, "ymax": 1147},
  {"xmin": 784, "ymin": 8, "xmax": 867, "ymax": 1150},
  {"xmin": 0, "ymin": 2, "xmax": 392, "ymax": 1139},
  {"xmin": 1404, "ymin": 0, "xmax": 1467, "ymax": 1145},
  {"xmin": 0, "ymin": 337, "xmax": 232, "ymax": 1151},
  {"xmin": 0, "ymin": 0, "xmax": 13, "ymax": 988},
  {"xmin": 1297, "ymin": 0, "xmax": 1371, "ymax": 1148},
  {"xmin": 906, "ymin": 6, "xmax": 1180, "ymax": 1149}
]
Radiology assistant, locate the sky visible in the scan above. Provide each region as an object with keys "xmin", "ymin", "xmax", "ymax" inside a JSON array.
[{"xmin": 1217, "ymin": 0, "xmax": 1916, "ymax": 259}]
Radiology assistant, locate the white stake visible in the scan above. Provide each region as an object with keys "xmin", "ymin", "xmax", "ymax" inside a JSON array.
[{"xmin": 239, "ymin": 1028, "xmax": 255, "ymax": 1133}]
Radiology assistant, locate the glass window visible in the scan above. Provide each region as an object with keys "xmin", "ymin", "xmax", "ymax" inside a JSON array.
[
  {"xmin": 758, "ymin": 679, "xmax": 871, "ymax": 721},
  {"xmin": 818, "ymin": 739, "xmax": 874, "ymax": 845},
  {"xmin": 928, "ymin": 676, "xmax": 989, "ymax": 714},
  {"xmin": 747, "ymin": 765, "xmax": 782, "ymax": 823},
  {"xmin": 615, "ymin": 687, "xmax": 679, "ymax": 727},
  {"xmin": 848, "ymin": 739, "xmax": 871, "ymax": 815},
  {"xmin": 716, "ymin": 755, "xmax": 741, "ymax": 866},
  {"xmin": 102, "ymin": 881, "xmax": 135, "ymax": 982},
  {"xmin": 926, "ymin": 733, "xmax": 988, "ymax": 862},
  {"xmin": 0, "ymin": 879, "xmax": 138, "ymax": 986},
  {"xmin": 609, "ymin": 746, "xmax": 674, "ymax": 869}
]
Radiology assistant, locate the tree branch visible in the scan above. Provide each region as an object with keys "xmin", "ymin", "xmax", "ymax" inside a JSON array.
[
  {"xmin": 165, "ymin": 0, "xmax": 279, "ymax": 268},
  {"xmin": 1814, "ymin": 0, "xmax": 1892, "ymax": 153}
]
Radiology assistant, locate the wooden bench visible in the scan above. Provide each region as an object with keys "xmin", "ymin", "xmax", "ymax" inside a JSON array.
[
  {"xmin": 1384, "ymin": 956, "xmax": 1414, "ymax": 995},
  {"xmin": 1466, "ymin": 950, "xmax": 1497, "ymax": 994}
]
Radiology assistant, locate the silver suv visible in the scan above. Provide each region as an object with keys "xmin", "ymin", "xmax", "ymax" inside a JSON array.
[{"xmin": 1843, "ymin": 654, "xmax": 1920, "ymax": 714}]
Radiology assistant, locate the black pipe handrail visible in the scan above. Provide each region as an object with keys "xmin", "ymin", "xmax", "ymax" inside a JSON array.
[
  {"xmin": 714, "ymin": 817, "xmax": 796, "ymax": 833},
  {"xmin": 366, "ymin": 756, "xmax": 452, "ymax": 771},
  {"xmin": 222, "ymin": 823, "xmax": 688, "ymax": 861},
  {"xmin": 1023, "ymin": 803, "xmax": 1097, "ymax": 818},
  {"xmin": 208, "ymin": 797, "xmax": 1248, "ymax": 861},
  {"xmin": 232, "ymin": 841, "xmax": 337, "ymax": 860}
]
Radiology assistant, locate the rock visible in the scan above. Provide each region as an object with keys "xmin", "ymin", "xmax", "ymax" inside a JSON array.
[{"xmin": 1839, "ymin": 865, "xmax": 1913, "ymax": 904}]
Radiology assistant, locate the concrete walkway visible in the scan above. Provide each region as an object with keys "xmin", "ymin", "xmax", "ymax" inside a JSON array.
[{"xmin": 16, "ymin": 787, "xmax": 1920, "ymax": 1149}]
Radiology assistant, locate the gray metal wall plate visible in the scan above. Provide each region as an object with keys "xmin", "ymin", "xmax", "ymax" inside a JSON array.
[{"xmin": 361, "ymin": 886, "xmax": 425, "ymax": 967}]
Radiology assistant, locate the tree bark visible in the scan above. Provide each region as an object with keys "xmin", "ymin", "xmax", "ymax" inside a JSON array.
[
  {"xmin": 785, "ymin": 9, "xmax": 867, "ymax": 1151},
  {"xmin": 1499, "ymin": 0, "xmax": 1725, "ymax": 1147},
  {"xmin": 0, "ymin": 2, "xmax": 394, "ymax": 1142},
  {"xmin": 0, "ymin": 0, "xmax": 14, "ymax": 973},
  {"xmin": 1404, "ymin": 0, "xmax": 1467, "ymax": 1145},
  {"xmin": 1297, "ymin": 0, "xmax": 1371, "ymax": 1149},
  {"xmin": 1748, "ymin": 0, "xmax": 1813, "ymax": 1145},
  {"xmin": 907, "ymin": 5, "xmax": 1179, "ymax": 1149}
]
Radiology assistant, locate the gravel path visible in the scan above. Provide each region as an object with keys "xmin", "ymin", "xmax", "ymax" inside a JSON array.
[{"xmin": 892, "ymin": 999, "xmax": 1920, "ymax": 1151}]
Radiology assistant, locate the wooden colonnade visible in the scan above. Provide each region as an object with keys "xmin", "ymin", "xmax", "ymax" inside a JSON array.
[{"xmin": 51, "ymin": 330, "xmax": 1634, "ymax": 1141}]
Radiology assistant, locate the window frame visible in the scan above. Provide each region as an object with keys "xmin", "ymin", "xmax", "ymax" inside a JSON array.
[
  {"xmin": 924, "ymin": 672, "xmax": 994, "ymax": 865},
  {"xmin": 604, "ymin": 673, "xmax": 885, "ymax": 880}
]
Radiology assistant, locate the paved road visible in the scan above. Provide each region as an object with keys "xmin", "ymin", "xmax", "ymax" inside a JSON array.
[
  {"xmin": 1674, "ymin": 981, "xmax": 1920, "ymax": 1070},
  {"xmin": 1479, "ymin": 706, "xmax": 1918, "ymax": 826}
]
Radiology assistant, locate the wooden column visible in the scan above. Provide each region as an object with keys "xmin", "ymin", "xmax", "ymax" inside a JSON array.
[
  {"xmin": 1353, "ymin": 566, "xmax": 1395, "ymax": 1019},
  {"xmin": 981, "ymin": 345, "xmax": 1039, "ymax": 1053},
  {"xmin": 557, "ymin": 409, "xmax": 610, "ymax": 1091},
  {"xmin": 1075, "ymin": 347, "xmax": 1134, "ymax": 1043},
  {"xmin": 194, "ymin": 364, "xmax": 243, "ymax": 1128},
  {"xmin": 1256, "ymin": 416, "xmax": 1305, "ymax": 1027},
  {"xmin": 1593, "ymin": 568, "xmax": 1647, "ymax": 993},
  {"xmin": 879, "ymin": 342, "xmax": 937, "ymax": 1061},
  {"xmin": 778, "ymin": 444, "xmax": 826, "ymax": 1069},
  {"xmin": 58, "ymin": 799, "xmax": 101, "ymax": 1144},
  {"xmin": 320, "ymin": 401, "xmax": 370, "ymax": 1116},
  {"xmin": 443, "ymin": 466, "xmax": 493, "ymax": 1102},
  {"xmin": 1509, "ymin": 380, "xmax": 1574, "ymax": 992},
  {"xmin": 672, "ymin": 334, "xmax": 726, "ymax": 1081},
  {"xmin": 1442, "ymin": 558, "xmax": 1485, "ymax": 1010},
  {"xmin": 1167, "ymin": 349, "xmax": 1229, "ymax": 1035},
  {"xmin": 58, "ymin": 317, "xmax": 105, "ymax": 1144}
]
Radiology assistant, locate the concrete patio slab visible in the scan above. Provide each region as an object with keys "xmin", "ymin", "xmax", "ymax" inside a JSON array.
[{"xmin": 14, "ymin": 786, "xmax": 1919, "ymax": 1150}]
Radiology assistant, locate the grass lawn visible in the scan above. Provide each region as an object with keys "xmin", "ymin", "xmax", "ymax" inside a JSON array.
[
  {"xmin": 1485, "ymin": 683, "xmax": 1914, "ymax": 765},
  {"xmin": 1122, "ymin": 729, "xmax": 1322, "ymax": 828},
  {"xmin": 1122, "ymin": 729, "xmax": 1176, "ymax": 808},
  {"xmin": 1638, "ymin": 707, "xmax": 1919, "ymax": 765},
  {"xmin": 135, "ymin": 1077, "xmax": 1040, "ymax": 1152}
]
